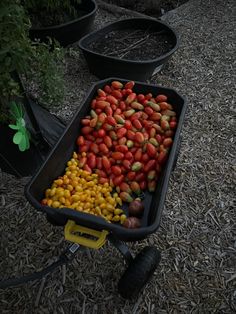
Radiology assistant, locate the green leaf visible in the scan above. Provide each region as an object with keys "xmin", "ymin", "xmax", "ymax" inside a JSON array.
[
  {"xmin": 13, "ymin": 131, "xmax": 22, "ymax": 144},
  {"xmin": 9, "ymin": 102, "xmax": 23, "ymax": 119},
  {"xmin": 9, "ymin": 124, "xmax": 19, "ymax": 130},
  {"xmin": 18, "ymin": 135, "xmax": 26, "ymax": 152}
]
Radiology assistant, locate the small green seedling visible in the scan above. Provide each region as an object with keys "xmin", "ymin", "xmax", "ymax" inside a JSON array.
[{"xmin": 8, "ymin": 102, "xmax": 30, "ymax": 152}]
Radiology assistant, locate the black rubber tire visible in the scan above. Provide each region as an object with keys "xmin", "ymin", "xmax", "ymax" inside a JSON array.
[
  {"xmin": 118, "ymin": 246, "xmax": 161, "ymax": 299},
  {"xmin": 46, "ymin": 213, "xmax": 67, "ymax": 226}
]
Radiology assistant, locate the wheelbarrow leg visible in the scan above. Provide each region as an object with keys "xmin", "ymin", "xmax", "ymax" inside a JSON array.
[{"xmin": 108, "ymin": 234, "xmax": 133, "ymax": 264}]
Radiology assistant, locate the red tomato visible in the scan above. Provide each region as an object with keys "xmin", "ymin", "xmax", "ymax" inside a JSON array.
[
  {"xmin": 84, "ymin": 164, "xmax": 92, "ymax": 173},
  {"xmin": 170, "ymin": 121, "xmax": 177, "ymax": 129},
  {"xmin": 134, "ymin": 148, "xmax": 142, "ymax": 161},
  {"xmin": 158, "ymin": 151, "xmax": 168, "ymax": 164},
  {"xmin": 111, "ymin": 90, "xmax": 123, "ymax": 99},
  {"xmin": 134, "ymin": 132, "xmax": 144, "ymax": 144},
  {"xmin": 96, "ymin": 100, "xmax": 110, "ymax": 110},
  {"xmin": 142, "ymin": 153, "xmax": 150, "ymax": 162},
  {"xmin": 87, "ymin": 154, "xmax": 96, "ymax": 169},
  {"xmin": 119, "ymin": 182, "xmax": 132, "ymax": 193},
  {"xmin": 116, "ymin": 145, "xmax": 128, "ymax": 154},
  {"xmin": 76, "ymin": 135, "xmax": 84, "ymax": 146},
  {"xmin": 163, "ymin": 138, "xmax": 173, "ymax": 147},
  {"xmin": 127, "ymin": 130, "xmax": 135, "ymax": 140},
  {"xmin": 85, "ymin": 134, "xmax": 95, "ymax": 141},
  {"xmin": 105, "ymin": 106, "xmax": 113, "ymax": 116},
  {"xmin": 117, "ymin": 127, "xmax": 127, "ymax": 138},
  {"xmin": 140, "ymin": 181, "xmax": 147, "ymax": 190},
  {"xmin": 81, "ymin": 126, "xmax": 93, "ymax": 135},
  {"xmin": 111, "ymin": 166, "xmax": 122, "ymax": 176},
  {"xmin": 137, "ymin": 94, "xmax": 145, "ymax": 102},
  {"xmin": 135, "ymin": 172, "xmax": 145, "ymax": 182},
  {"xmin": 146, "ymin": 143, "xmax": 156, "ymax": 157},
  {"xmin": 118, "ymin": 137, "xmax": 127, "ymax": 145},
  {"xmin": 79, "ymin": 144, "xmax": 89, "ymax": 152},
  {"xmin": 149, "ymin": 128, "xmax": 156, "ymax": 138},
  {"xmin": 130, "ymin": 111, "xmax": 142, "ymax": 122},
  {"xmin": 98, "ymin": 129, "xmax": 106, "ymax": 137},
  {"xmin": 156, "ymin": 134, "xmax": 163, "ymax": 144},
  {"xmin": 144, "ymin": 107, "xmax": 154, "ymax": 116},
  {"xmin": 96, "ymin": 157, "xmax": 103, "ymax": 170},
  {"xmin": 123, "ymin": 159, "xmax": 131, "ymax": 170},
  {"xmin": 106, "ymin": 95, "xmax": 118, "ymax": 105},
  {"xmin": 119, "ymin": 101, "xmax": 126, "ymax": 111},
  {"xmin": 112, "ymin": 152, "xmax": 124, "ymax": 160},
  {"xmin": 125, "ymin": 81, "xmax": 135, "ymax": 89},
  {"xmin": 145, "ymin": 93, "xmax": 152, "ymax": 100},
  {"xmin": 96, "ymin": 138, "xmax": 103, "ymax": 144},
  {"xmin": 113, "ymin": 175, "xmax": 124, "ymax": 186},
  {"xmin": 132, "ymin": 119, "xmax": 142, "ymax": 130},
  {"xmin": 97, "ymin": 89, "xmax": 106, "ymax": 97},
  {"xmin": 114, "ymin": 108, "xmax": 122, "ymax": 115},
  {"xmin": 90, "ymin": 143, "xmax": 99, "ymax": 154},
  {"xmin": 106, "ymin": 116, "xmax": 116, "ymax": 126},
  {"xmin": 91, "ymin": 99, "xmax": 97, "ymax": 109},
  {"xmin": 111, "ymin": 104, "xmax": 117, "ymax": 111},
  {"xmin": 104, "ymin": 135, "xmax": 112, "ymax": 148},
  {"xmin": 99, "ymin": 143, "xmax": 109, "ymax": 154},
  {"xmin": 95, "ymin": 108, "xmax": 102, "ymax": 114},
  {"xmin": 104, "ymin": 85, "xmax": 112, "ymax": 93},
  {"xmin": 156, "ymin": 94, "xmax": 167, "ymax": 103},
  {"xmin": 124, "ymin": 120, "xmax": 132, "ymax": 130},
  {"xmin": 125, "ymin": 89, "xmax": 133, "ymax": 95},
  {"xmin": 125, "ymin": 151, "xmax": 133, "ymax": 160},
  {"xmin": 130, "ymin": 147, "xmax": 137, "ymax": 154},
  {"xmin": 144, "ymin": 160, "xmax": 156, "ymax": 172},
  {"xmin": 81, "ymin": 118, "xmax": 90, "ymax": 126},
  {"xmin": 127, "ymin": 171, "xmax": 136, "ymax": 181},
  {"xmin": 102, "ymin": 156, "xmax": 111, "ymax": 170},
  {"xmin": 99, "ymin": 177, "xmax": 109, "ymax": 184}
]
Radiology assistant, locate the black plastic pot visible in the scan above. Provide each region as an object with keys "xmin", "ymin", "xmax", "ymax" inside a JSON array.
[
  {"xmin": 79, "ymin": 18, "xmax": 179, "ymax": 81},
  {"xmin": 0, "ymin": 97, "xmax": 65, "ymax": 178},
  {"xmin": 25, "ymin": 78, "xmax": 187, "ymax": 242},
  {"xmin": 29, "ymin": 0, "xmax": 97, "ymax": 47},
  {"xmin": 0, "ymin": 124, "xmax": 47, "ymax": 177}
]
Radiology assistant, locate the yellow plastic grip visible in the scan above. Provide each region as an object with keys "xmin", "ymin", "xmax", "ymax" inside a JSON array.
[{"xmin": 64, "ymin": 220, "xmax": 108, "ymax": 249}]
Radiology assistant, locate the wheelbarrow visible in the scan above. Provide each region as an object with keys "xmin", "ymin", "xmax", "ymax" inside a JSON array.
[{"xmin": 24, "ymin": 78, "xmax": 187, "ymax": 299}]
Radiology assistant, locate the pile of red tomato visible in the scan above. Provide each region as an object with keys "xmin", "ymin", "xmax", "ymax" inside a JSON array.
[{"xmin": 76, "ymin": 80, "xmax": 177, "ymax": 202}]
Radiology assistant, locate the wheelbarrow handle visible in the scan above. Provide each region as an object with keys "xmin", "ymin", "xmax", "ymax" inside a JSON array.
[{"xmin": 64, "ymin": 220, "xmax": 108, "ymax": 249}]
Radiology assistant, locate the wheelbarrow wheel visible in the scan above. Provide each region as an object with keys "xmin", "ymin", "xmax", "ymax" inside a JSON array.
[{"xmin": 118, "ymin": 246, "xmax": 161, "ymax": 299}]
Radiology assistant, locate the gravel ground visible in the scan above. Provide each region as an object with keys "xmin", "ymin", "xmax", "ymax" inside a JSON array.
[{"xmin": 0, "ymin": 0, "xmax": 236, "ymax": 313}]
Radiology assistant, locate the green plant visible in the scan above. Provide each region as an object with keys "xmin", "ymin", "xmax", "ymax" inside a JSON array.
[
  {"xmin": 0, "ymin": 0, "xmax": 65, "ymax": 152},
  {"xmin": 0, "ymin": 0, "xmax": 65, "ymax": 125},
  {"xmin": 0, "ymin": 0, "xmax": 32, "ymax": 107},
  {"xmin": 22, "ymin": 0, "xmax": 82, "ymax": 27},
  {"xmin": 22, "ymin": 0, "xmax": 81, "ymax": 17},
  {"xmin": 28, "ymin": 40, "xmax": 65, "ymax": 106},
  {"xmin": 8, "ymin": 101, "xmax": 31, "ymax": 151}
]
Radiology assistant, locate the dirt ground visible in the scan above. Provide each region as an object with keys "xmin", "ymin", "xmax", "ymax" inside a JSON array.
[{"xmin": 0, "ymin": 0, "xmax": 235, "ymax": 313}]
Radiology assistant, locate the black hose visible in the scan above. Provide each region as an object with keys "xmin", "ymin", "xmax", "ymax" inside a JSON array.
[{"xmin": 0, "ymin": 244, "xmax": 80, "ymax": 289}]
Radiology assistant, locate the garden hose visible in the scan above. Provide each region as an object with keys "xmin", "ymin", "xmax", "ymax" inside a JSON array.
[{"xmin": 0, "ymin": 243, "xmax": 80, "ymax": 289}]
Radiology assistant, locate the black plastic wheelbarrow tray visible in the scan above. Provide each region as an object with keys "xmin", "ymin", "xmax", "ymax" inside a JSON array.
[{"xmin": 25, "ymin": 78, "xmax": 187, "ymax": 298}]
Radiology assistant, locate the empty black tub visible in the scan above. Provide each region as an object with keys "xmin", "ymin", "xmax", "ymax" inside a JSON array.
[{"xmin": 79, "ymin": 18, "xmax": 179, "ymax": 81}]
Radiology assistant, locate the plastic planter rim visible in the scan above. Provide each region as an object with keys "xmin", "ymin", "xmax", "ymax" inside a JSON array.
[
  {"xmin": 31, "ymin": 0, "xmax": 97, "ymax": 31},
  {"xmin": 79, "ymin": 17, "xmax": 179, "ymax": 64}
]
